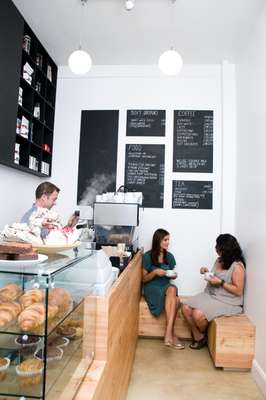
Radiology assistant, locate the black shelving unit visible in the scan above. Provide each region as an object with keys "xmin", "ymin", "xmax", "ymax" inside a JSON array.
[{"xmin": 0, "ymin": 0, "xmax": 57, "ymax": 177}]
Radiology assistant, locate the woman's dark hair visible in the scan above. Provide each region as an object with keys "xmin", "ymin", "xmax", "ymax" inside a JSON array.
[
  {"xmin": 151, "ymin": 228, "xmax": 169, "ymax": 266},
  {"xmin": 216, "ymin": 233, "xmax": 246, "ymax": 270}
]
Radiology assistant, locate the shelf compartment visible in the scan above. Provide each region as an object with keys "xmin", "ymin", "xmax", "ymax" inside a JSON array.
[
  {"xmin": 44, "ymin": 106, "xmax": 55, "ymax": 131},
  {"xmin": 15, "ymin": 134, "xmax": 30, "ymax": 168}
]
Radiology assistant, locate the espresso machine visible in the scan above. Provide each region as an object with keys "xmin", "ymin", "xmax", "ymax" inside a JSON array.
[{"xmin": 93, "ymin": 199, "xmax": 141, "ymax": 252}]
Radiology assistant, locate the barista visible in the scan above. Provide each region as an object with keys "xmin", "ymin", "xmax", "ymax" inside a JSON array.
[{"xmin": 21, "ymin": 181, "xmax": 78, "ymax": 235}]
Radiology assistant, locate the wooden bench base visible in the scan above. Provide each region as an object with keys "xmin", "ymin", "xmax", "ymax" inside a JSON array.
[
  {"xmin": 208, "ymin": 314, "xmax": 255, "ymax": 370},
  {"xmin": 138, "ymin": 296, "xmax": 192, "ymax": 339},
  {"xmin": 139, "ymin": 296, "xmax": 255, "ymax": 370}
]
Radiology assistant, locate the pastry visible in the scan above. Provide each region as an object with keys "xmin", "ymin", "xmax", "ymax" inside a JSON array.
[
  {"xmin": 35, "ymin": 346, "xmax": 63, "ymax": 361},
  {"xmin": 74, "ymin": 327, "xmax": 83, "ymax": 338},
  {"xmin": 48, "ymin": 288, "xmax": 72, "ymax": 313},
  {"xmin": 18, "ymin": 302, "xmax": 58, "ymax": 331},
  {"xmin": 56, "ymin": 325, "xmax": 76, "ymax": 338},
  {"xmin": 0, "ymin": 283, "xmax": 22, "ymax": 302},
  {"xmin": 19, "ymin": 288, "xmax": 44, "ymax": 308},
  {"xmin": 0, "ymin": 301, "xmax": 21, "ymax": 328},
  {"xmin": 16, "ymin": 358, "xmax": 43, "ymax": 387},
  {"xmin": 12, "ymin": 251, "xmax": 38, "ymax": 260},
  {"xmin": 48, "ymin": 336, "xmax": 69, "ymax": 348},
  {"xmin": 0, "ymin": 241, "xmax": 32, "ymax": 254},
  {"xmin": 66, "ymin": 319, "xmax": 83, "ymax": 328},
  {"xmin": 16, "ymin": 335, "xmax": 40, "ymax": 346},
  {"xmin": 0, "ymin": 357, "xmax": 10, "ymax": 382}
]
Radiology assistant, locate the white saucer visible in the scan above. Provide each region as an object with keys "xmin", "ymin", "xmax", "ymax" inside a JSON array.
[{"xmin": 0, "ymin": 253, "xmax": 48, "ymax": 267}]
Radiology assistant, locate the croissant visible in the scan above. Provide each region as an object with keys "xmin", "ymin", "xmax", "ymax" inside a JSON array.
[
  {"xmin": 0, "ymin": 283, "xmax": 22, "ymax": 302},
  {"xmin": 19, "ymin": 289, "xmax": 44, "ymax": 309},
  {"xmin": 18, "ymin": 302, "xmax": 58, "ymax": 331},
  {"xmin": 48, "ymin": 288, "xmax": 72, "ymax": 313},
  {"xmin": 0, "ymin": 301, "xmax": 21, "ymax": 328}
]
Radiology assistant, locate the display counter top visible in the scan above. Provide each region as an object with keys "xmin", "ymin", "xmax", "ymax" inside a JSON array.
[{"xmin": 0, "ymin": 245, "xmax": 94, "ymax": 276}]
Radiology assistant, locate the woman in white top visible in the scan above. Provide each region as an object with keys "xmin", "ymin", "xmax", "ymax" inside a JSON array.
[{"xmin": 182, "ymin": 233, "xmax": 246, "ymax": 350}]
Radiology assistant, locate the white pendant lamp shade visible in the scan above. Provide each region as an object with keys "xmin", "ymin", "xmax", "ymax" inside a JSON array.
[
  {"xmin": 68, "ymin": 49, "xmax": 92, "ymax": 75},
  {"xmin": 158, "ymin": 49, "xmax": 183, "ymax": 76}
]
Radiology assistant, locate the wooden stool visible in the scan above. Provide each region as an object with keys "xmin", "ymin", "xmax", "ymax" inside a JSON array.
[{"xmin": 208, "ymin": 314, "xmax": 256, "ymax": 370}]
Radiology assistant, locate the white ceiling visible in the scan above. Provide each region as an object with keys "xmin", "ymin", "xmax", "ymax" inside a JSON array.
[{"xmin": 12, "ymin": 0, "xmax": 265, "ymax": 66}]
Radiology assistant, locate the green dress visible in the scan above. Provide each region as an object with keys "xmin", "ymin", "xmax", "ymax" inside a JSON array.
[{"xmin": 143, "ymin": 250, "xmax": 177, "ymax": 317}]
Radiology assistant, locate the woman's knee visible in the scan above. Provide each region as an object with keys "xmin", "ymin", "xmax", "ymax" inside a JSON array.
[
  {"xmin": 192, "ymin": 308, "xmax": 206, "ymax": 323},
  {"xmin": 166, "ymin": 286, "xmax": 177, "ymax": 297},
  {"xmin": 181, "ymin": 304, "xmax": 192, "ymax": 317}
]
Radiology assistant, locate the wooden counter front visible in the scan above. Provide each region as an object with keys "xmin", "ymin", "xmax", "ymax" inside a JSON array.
[{"xmin": 75, "ymin": 251, "xmax": 143, "ymax": 400}]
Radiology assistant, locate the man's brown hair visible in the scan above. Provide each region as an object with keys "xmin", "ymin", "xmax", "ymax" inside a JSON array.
[{"xmin": 35, "ymin": 182, "xmax": 60, "ymax": 199}]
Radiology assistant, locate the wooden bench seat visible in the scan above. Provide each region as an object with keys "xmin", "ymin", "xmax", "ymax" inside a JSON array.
[
  {"xmin": 138, "ymin": 296, "xmax": 255, "ymax": 370},
  {"xmin": 138, "ymin": 295, "xmax": 192, "ymax": 339},
  {"xmin": 208, "ymin": 314, "xmax": 255, "ymax": 369}
]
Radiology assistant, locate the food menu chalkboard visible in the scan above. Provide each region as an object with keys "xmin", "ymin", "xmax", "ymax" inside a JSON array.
[
  {"xmin": 172, "ymin": 180, "xmax": 213, "ymax": 209},
  {"xmin": 173, "ymin": 110, "xmax": 213, "ymax": 172},
  {"xmin": 125, "ymin": 144, "xmax": 165, "ymax": 208},
  {"xmin": 126, "ymin": 110, "xmax": 165, "ymax": 136}
]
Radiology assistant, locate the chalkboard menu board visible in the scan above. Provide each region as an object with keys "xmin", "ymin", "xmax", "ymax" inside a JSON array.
[
  {"xmin": 172, "ymin": 180, "xmax": 213, "ymax": 209},
  {"xmin": 77, "ymin": 110, "xmax": 119, "ymax": 204},
  {"xmin": 126, "ymin": 110, "xmax": 165, "ymax": 136},
  {"xmin": 173, "ymin": 110, "xmax": 213, "ymax": 172},
  {"xmin": 125, "ymin": 144, "xmax": 165, "ymax": 208}
]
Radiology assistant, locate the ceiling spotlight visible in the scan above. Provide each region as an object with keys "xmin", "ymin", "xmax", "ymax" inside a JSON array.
[{"xmin": 125, "ymin": 0, "xmax": 135, "ymax": 11}]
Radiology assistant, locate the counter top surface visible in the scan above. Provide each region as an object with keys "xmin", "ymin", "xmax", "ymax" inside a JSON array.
[{"xmin": 0, "ymin": 245, "xmax": 94, "ymax": 276}]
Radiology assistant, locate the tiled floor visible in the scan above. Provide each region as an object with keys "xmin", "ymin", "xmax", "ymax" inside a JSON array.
[{"xmin": 127, "ymin": 338, "xmax": 264, "ymax": 400}]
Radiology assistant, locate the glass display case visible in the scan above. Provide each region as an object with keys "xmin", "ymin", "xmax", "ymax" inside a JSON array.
[{"xmin": 0, "ymin": 247, "xmax": 96, "ymax": 400}]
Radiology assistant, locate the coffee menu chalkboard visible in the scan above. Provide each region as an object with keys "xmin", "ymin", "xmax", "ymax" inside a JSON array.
[
  {"xmin": 125, "ymin": 144, "xmax": 165, "ymax": 208},
  {"xmin": 173, "ymin": 110, "xmax": 213, "ymax": 172},
  {"xmin": 172, "ymin": 180, "xmax": 213, "ymax": 209},
  {"xmin": 126, "ymin": 110, "xmax": 165, "ymax": 136}
]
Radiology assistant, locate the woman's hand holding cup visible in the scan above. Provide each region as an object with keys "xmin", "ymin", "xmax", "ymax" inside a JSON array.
[
  {"xmin": 200, "ymin": 266, "xmax": 209, "ymax": 274},
  {"xmin": 154, "ymin": 268, "xmax": 167, "ymax": 277}
]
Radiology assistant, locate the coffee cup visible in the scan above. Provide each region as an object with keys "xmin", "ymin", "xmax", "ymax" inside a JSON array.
[
  {"xmin": 204, "ymin": 272, "xmax": 214, "ymax": 281},
  {"xmin": 165, "ymin": 270, "xmax": 176, "ymax": 278}
]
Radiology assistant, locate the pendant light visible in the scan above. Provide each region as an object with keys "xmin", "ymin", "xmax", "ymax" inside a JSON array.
[
  {"xmin": 158, "ymin": 48, "xmax": 183, "ymax": 76},
  {"xmin": 68, "ymin": 0, "xmax": 92, "ymax": 75},
  {"xmin": 158, "ymin": 0, "xmax": 183, "ymax": 76},
  {"xmin": 125, "ymin": 0, "xmax": 135, "ymax": 11}
]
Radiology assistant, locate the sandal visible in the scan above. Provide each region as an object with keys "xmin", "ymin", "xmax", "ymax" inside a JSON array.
[
  {"xmin": 189, "ymin": 335, "xmax": 207, "ymax": 350},
  {"xmin": 164, "ymin": 339, "xmax": 185, "ymax": 350}
]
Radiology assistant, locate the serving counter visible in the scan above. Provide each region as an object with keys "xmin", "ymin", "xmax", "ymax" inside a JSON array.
[{"xmin": 74, "ymin": 250, "xmax": 143, "ymax": 400}]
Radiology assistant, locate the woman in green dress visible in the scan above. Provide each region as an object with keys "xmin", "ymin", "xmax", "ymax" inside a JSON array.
[{"xmin": 142, "ymin": 228, "xmax": 184, "ymax": 349}]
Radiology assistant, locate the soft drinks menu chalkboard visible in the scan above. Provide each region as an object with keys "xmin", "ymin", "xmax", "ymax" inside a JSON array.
[
  {"xmin": 125, "ymin": 144, "xmax": 165, "ymax": 208},
  {"xmin": 173, "ymin": 110, "xmax": 213, "ymax": 172},
  {"xmin": 172, "ymin": 180, "xmax": 213, "ymax": 209},
  {"xmin": 126, "ymin": 110, "xmax": 165, "ymax": 136}
]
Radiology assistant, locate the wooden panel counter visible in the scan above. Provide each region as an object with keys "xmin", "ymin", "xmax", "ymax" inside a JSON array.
[{"xmin": 74, "ymin": 250, "xmax": 143, "ymax": 400}]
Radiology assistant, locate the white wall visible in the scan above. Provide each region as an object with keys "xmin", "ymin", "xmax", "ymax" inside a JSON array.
[
  {"xmin": 0, "ymin": 164, "xmax": 42, "ymax": 225},
  {"xmin": 51, "ymin": 64, "xmax": 236, "ymax": 295},
  {"xmin": 236, "ymin": 5, "xmax": 266, "ymax": 396},
  {"xmin": 0, "ymin": 63, "xmax": 237, "ymax": 296}
]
